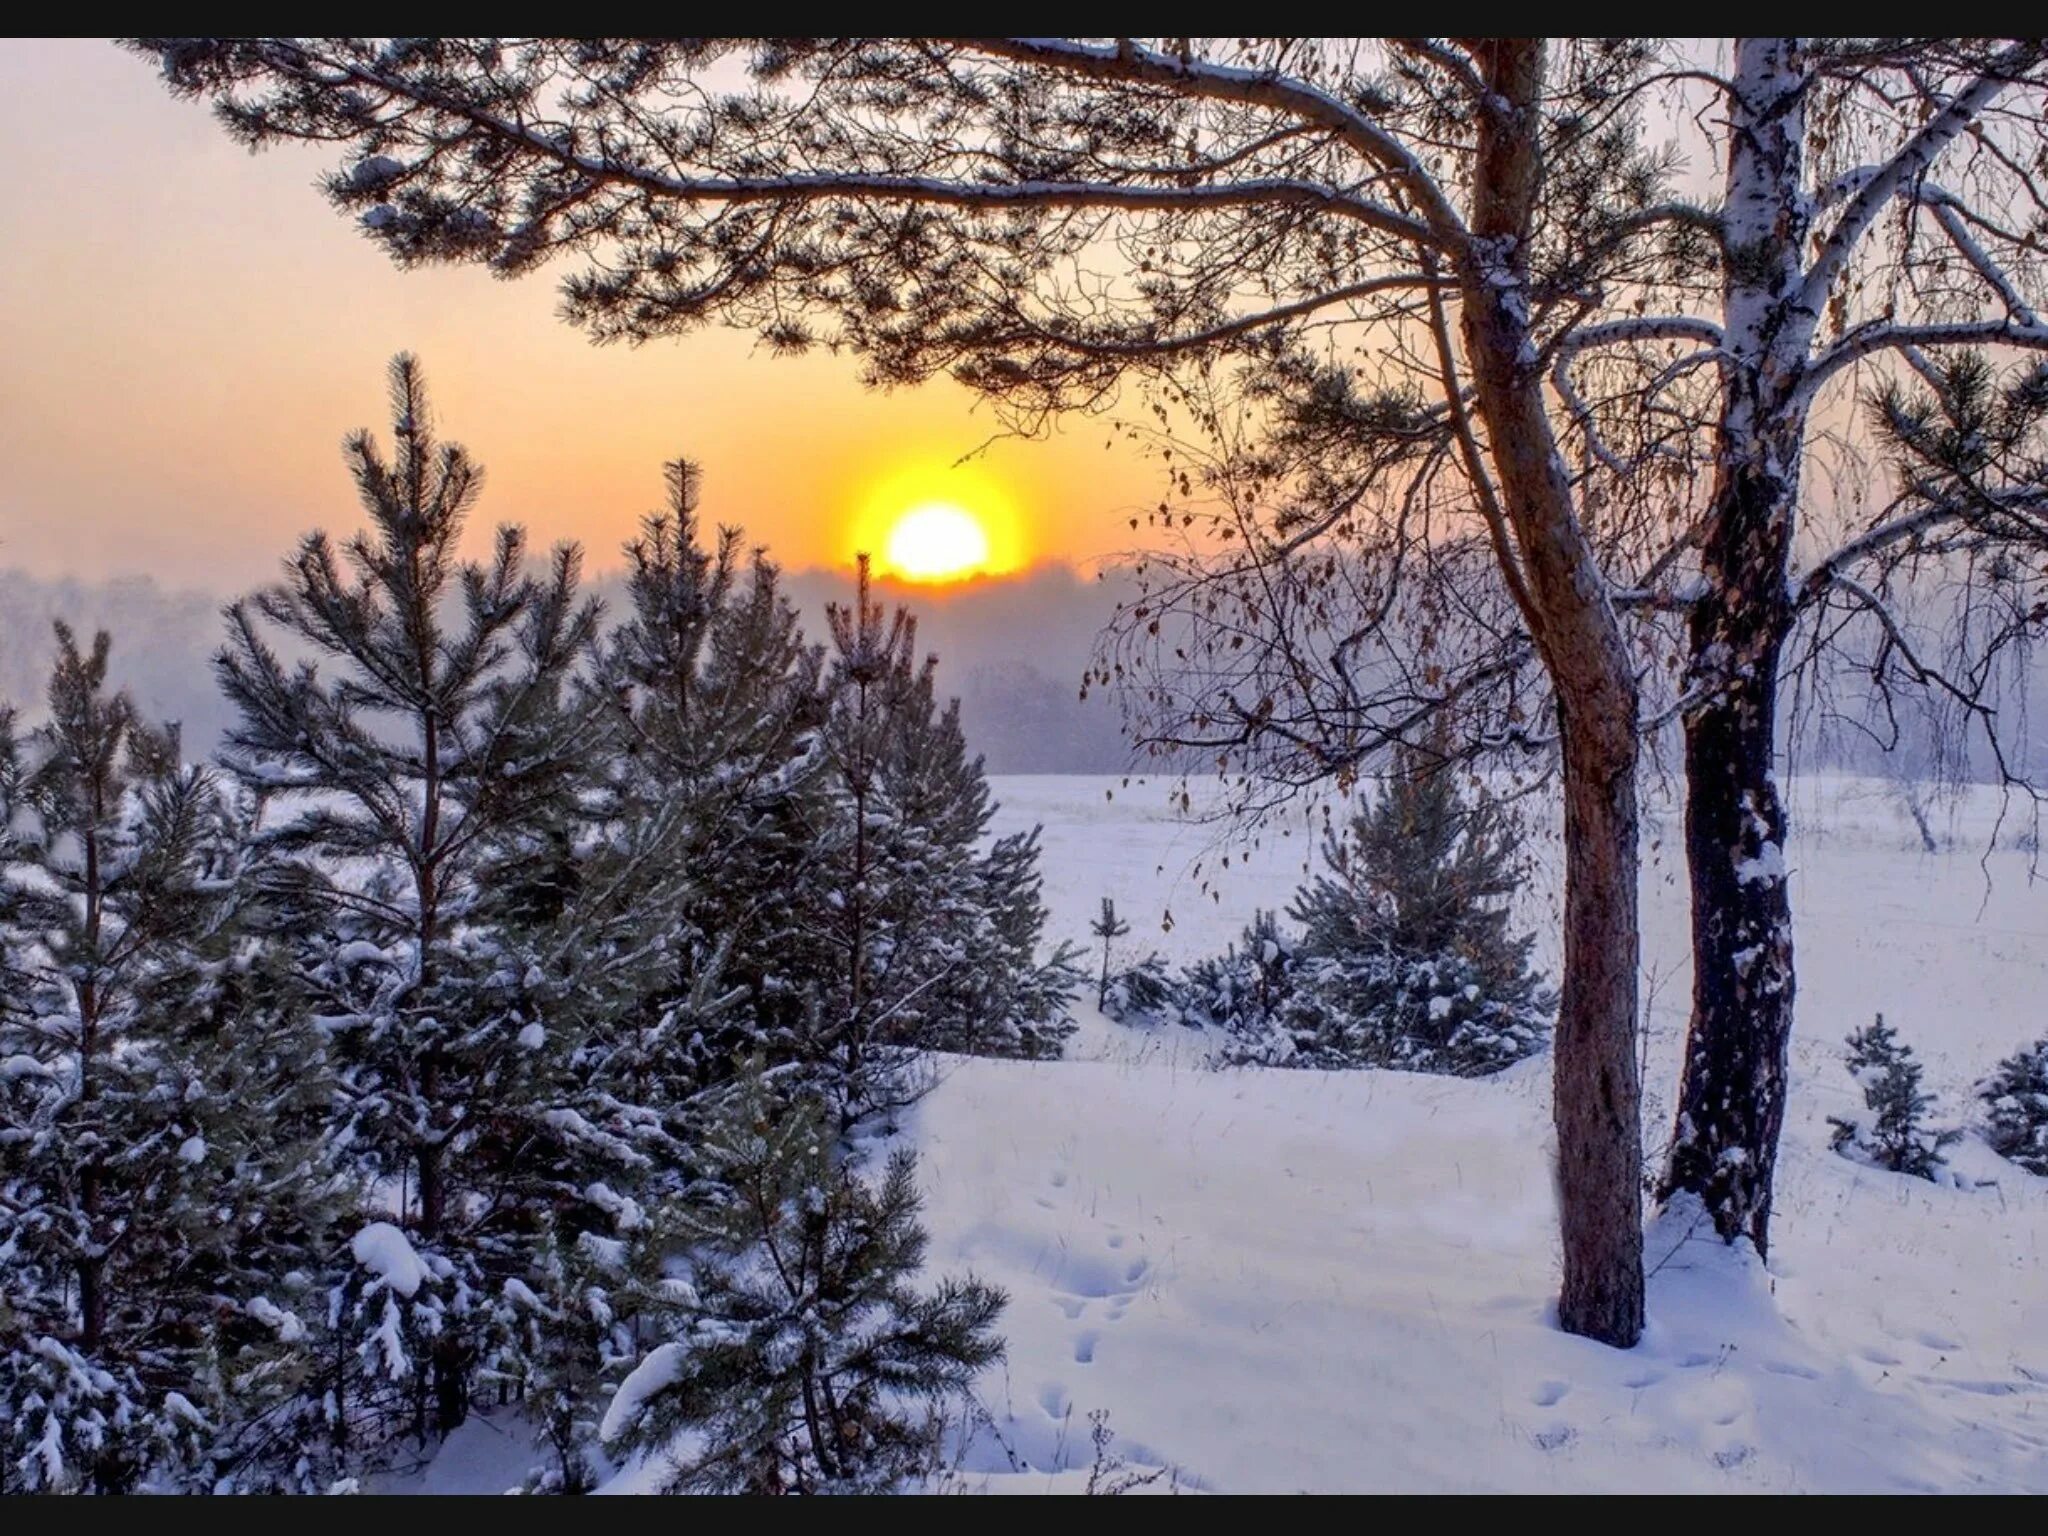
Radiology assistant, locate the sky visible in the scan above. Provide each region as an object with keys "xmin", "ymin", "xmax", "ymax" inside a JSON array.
[{"xmin": 0, "ymin": 39, "xmax": 1164, "ymax": 594}]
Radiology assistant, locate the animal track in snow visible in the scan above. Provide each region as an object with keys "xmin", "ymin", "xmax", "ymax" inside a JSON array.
[{"xmin": 1532, "ymin": 1380, "xmax": 1570, "ymax": 1407}]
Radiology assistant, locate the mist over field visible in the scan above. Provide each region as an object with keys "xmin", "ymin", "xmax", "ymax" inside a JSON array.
[{"xmin": 0, "ymin": 562, "xmax": 1138, "ymax": 774}]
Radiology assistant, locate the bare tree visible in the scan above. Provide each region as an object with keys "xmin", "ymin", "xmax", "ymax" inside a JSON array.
[
  {"xmin": 128, "ymin": 34, "xmax": 1750, "ymax": 1346},
  {"xmin": 1544, "ymin": 40, "xmax": 2048, "ymax": 1256}
]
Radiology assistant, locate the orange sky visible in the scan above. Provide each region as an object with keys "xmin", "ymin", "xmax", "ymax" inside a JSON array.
[{"xmin": 0, "ymin": 39, "xmax": 1163, "ymax": 592}]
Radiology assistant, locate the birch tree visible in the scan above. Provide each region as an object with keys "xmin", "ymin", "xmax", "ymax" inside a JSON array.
[{"xmin": 1548, "ymin": 38, "xmax": 2048, "ymax": 1254}]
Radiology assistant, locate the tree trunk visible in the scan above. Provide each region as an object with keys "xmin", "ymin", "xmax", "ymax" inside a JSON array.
[
  {"xmin": 1662, "ymin": 483, "xmax": 1797, "ymax": 1254},
  {"xmin": 1461, "ymin": 37, "xmax": 1645, "ymax": 1347},
  {"xmin": 1659, "ymin": 38, "xmax": 1810, "ymax": 1258},
  {"xmin": 1553, "ymin": 714, "xmax": 1646, "ymax": 1343}
]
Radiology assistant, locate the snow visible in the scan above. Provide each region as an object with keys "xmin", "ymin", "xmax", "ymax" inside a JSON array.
[
  {"xmin": 176, "ymin": 1134, "xmax": 206, "ymax": 1164},
  {"xmin": 402, "ymin": 771, "xmax": 2048, "ymax": 1495},
  {"xmin": 919, "ymin": 773, "xmax": 2048, "ymax": 1492},
  {"xmin": 600, "ymin": 1342, "xmax": 687, "ymax": 1446},
  {"xmin": 1734, "ymin": 839, "xmax": 1787, "ymax": 886},
  {"xmin": 351, "ymin": 1220, "xmax": 428, "ymax": 1299},
  {"xmin": 248, "ymin": 1296, "xmax": 306, "ymax": 1343},
  {"xmin": 516, "ymin": 1021, "xmax": 546, "ymax": 1050}
]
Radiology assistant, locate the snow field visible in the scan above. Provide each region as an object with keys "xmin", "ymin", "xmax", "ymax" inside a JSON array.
[{"xmin": 898, "ymin": 774, "xmax": 2048, "ymax": 1492}]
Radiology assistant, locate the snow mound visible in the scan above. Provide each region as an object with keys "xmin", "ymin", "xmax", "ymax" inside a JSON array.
[{"xmin": 352, "ymin": 1220, "xmax": 428, "ymax": 1298}]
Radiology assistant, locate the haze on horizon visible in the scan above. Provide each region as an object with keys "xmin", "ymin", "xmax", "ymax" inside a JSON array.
[{"xmin": 0, "ymin": 38, "xmax": 1165, "ymax": 594}]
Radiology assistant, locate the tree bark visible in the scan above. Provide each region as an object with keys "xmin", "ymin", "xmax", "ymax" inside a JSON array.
[
  {"xmin": 1554, "ymin": 711, "xmax": 1646, "ymax": 1344},
  {"xmin": 1462, "ymin": 38, "xmax": 1645, "ymax": 1347},
  {"xmin": 1664, "ymin": 572, "xmax": 1794, "ymax": 1252},
  {"xmin": 1660, "ymin": 38, "xmax": 1809, "ymax": 1258}
]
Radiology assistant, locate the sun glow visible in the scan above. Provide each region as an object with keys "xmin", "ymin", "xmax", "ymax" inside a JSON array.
[
  {"xmin": 850, "ymin": 459, "xmax": 1026, "ymax": 583},
  {"xmin": 884, "ymin": 503, "xmax": 991, "ymax": 582}
]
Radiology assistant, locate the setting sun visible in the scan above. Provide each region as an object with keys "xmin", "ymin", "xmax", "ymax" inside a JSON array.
[
  {"xmin": 849, "ymin": 458, "xmax": 1027, "ymax": 582},
  {"xmin": 884, "ymin": 503, "xmax": 991, "ymax": 582}
]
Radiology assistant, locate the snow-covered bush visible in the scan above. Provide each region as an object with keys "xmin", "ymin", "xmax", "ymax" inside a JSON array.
[
  {"xmin": 1980, "ymin": 1036, "xmax": 2048, "ymax": 1176},
  {"xmin": 1101, "ymin": 953, "xmax": 1183, "ymax": 1027},
  {"xmin": 599, "ymin": 1072, "xmax": 1005, "ymax": 1492},
  {"xmin": 1828, "ymin": 1015, "xmax": 1960, "ymax": 1181},
  {"xmin": 1190, "ymin": 911, "xmax": 1300, "ymax": 1056}
]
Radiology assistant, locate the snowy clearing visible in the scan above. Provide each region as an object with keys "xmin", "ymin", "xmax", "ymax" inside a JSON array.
[
  {"xmin": 419, "ymin": 771, "xmax": 2046, "ymax": 1494},
  {"xmin": 921, "ymin": 773, "xmax": 2048, "ymax": 1493}
]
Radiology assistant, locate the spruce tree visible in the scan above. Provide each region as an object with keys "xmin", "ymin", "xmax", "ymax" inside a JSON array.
[
  {"xmin": 599, "ymin": 1070, "xmax": 1005, "ymax": 1493},
  {"xmin": 0, "ymin": 628, "xmax": 344, "ymax": 1493},
  {"xmin": 1829, "ymin": 1015, "xmax": 1961, "ymax": 1181},
  {"xmin": 1260, "ymin": 745, "xmax": 1551, "ymax": 1075},
  {"xmin": 214, "ymin": 355, "xmax": 600, "ymax": 1442},
  {"xmin": 1982, "ymin": 1037, "xmax": 2048, "ymax": 1177}
]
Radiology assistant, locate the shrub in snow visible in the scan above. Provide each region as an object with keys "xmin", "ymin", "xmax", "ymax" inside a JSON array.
[
  {"xmin": 1980, "ymin": 1036, "xmax": 2048, "ymax": 1177},
  {"xmin": 1218, "ymin": 743, "xmax": 1551, "ymax": 1075},
  {"xmin": 600, "ymin": 1071, "xmax": 1005, "ymax": 1492},
  {"xmin": 1102, "ymin": 952, "xmax": 1184, "ymax": 1027},
  {"xmin": 1828, "ymin": 1015, "xmax": 1960, "ymax": 1181},
  {"xmin": 1185, "ymin": 910, "xmax": 1299, "ymax": 1050}
]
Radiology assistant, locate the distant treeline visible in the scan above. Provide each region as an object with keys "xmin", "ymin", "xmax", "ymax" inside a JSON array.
[
  {"xmin": 4, "ymin": 564, "xmax": 2038, "ymax": 783},
  {"xmin": 1, "ymin": 565, "xmax": 1140, "ymax": 775}
]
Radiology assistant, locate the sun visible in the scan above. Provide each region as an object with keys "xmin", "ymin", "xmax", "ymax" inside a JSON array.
[
  {"xmin": 850, "ymin": 459, "xmax": 1026, "ymax": 582},
  {"xmin": 884, "ymin": 503, "xmax": 991, "ymax": 582}
]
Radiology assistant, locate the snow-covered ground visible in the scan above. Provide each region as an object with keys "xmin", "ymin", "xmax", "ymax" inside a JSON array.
[
  {"xmin": 913, "ymin": 773, "xmax": 2048, "ymax": 1493},
  {"xmin": 424, "ymin": 772, "xmax": 2048, "ymax": 1493}
]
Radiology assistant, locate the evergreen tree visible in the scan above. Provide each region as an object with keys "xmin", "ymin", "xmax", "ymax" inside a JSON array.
[
  {"xmin": 214, "ymin": 355, "xmax": 600, "ymax": 1442},
  {"xmin": 1829, "ymin": 1015, "xmax": 1961, "ymax": 1181},
  {"xmin": 1982, "ymin": 1037, "xmax": 2048, "ymax": 1177},
  {"xmin": 1230, "ymin": 746, "xmax": 1550, "ymax": 1076},
  {"xmin": 1091, "ymin": 898, "xmax": 1131, "ymax": 1011},
  {"xmin": 922, "ymin": 823, "xmax": 1082, "ymax": 1062},
  {"xmin": 589, "ymin": 461, "xmax": 828, "ymax": 1103},
  {"xmin": 599, "ymin": 1071, "xmax": 1005, "ymax": 1493},
  {"xmin": 802, "ymin": 559, "xmax": 1076, "ymax": 1117},
  {"xmin": 0, "ymin": 628, "xmax": 345, "ymax": 1493},
  {"xmin": 1184, "ymin": 911, "xmax": 1299, "ymax": 1048},
  {"xmin": 1100, "ymin": 952, "xmax": 1181, "ymax": 1028}
]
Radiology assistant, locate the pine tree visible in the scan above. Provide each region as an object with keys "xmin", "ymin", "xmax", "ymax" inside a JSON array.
[
  {"xmin": 1185, "ymin": 910, "xmax": 1298, "ymax": 1049},
  {"xmin": 922, "ymin": 823, "xmax": 1082, "ymax": 1062},
  {"xmin": 1253, "ymin": 745, "xmax": 1552, "ymax": 1075},
  {"xmin": 1982, "ymin": 1037, "xmax": 2048, "ymax": 1177},
  {"xmin": 599, "ymin": 1070, "xmax": 1005, "ymax": 1493},
  {"xmin": 1091, "ymin": 898, "xmax": 1131, "ymax": 1011},
  {"xmin": 589, "ymin": 461, "xmax": 828, "ymax": 1103},
  {"xmin": 1829, "ymin": 1015, "xmax": 1961, "ymax": 1181},
  {"xmin": 215, "ymin": 355, "xmax": 600, "ymax": 1443},
  {"xmin": 1100, "ymin": 952, "xmax": 1181, "ymax": 1027},
  {"xmin": 803, "ymin": 558, "xmax": 1077, "ymax": 1117},
  {"xmin": 0, "ymin": 628, "xmax": 345, "ymax": 1493}
]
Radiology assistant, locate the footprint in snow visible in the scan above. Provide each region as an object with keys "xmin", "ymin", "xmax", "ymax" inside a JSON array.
[
  {"xmin": 1532, "ymin": 1380, "xmax": 1570, "ymax": 1407},
  {"xmin": 1761, "ymin": 1359, "xmax": 1821, "ymax": 1381}
]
